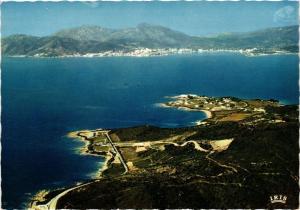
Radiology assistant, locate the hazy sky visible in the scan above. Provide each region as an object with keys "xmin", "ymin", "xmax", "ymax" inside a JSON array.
[{"xmin": 1, "ymin": 1, "xmax": 298, "ymax": 37}]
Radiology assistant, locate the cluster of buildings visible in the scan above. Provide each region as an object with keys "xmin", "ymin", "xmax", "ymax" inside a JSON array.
[
  {"xmin": 66, "ymin": 48, "xmax": 199, "ymax": 57},
  {"xmin": 31, "ymin": 47, "xmax": 274, "ymax": 58},
  {"xmin": 166, "ymin": 94, "xmax": 249, "ymax": 112},
  {"xmin": 166, "ymin": 94, "xmax": 271, "ymax": 116},
  {"xmin": 73, "ymin": 48, "xmax": 265, "ymax": 57}
]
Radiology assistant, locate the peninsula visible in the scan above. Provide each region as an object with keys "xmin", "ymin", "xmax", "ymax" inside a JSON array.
[
  {"xmin": 30, "ymin": 95, "xmax": 299, "ymax": 209},
  {"xmin": 161, "ymin": 94, "xmax": 286, "ymax": 125}
]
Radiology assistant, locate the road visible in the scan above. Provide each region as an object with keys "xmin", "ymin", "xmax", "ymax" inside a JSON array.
[
  {"xmin": 34, "ymin": 130, "xmax": 128, "ymax": 210},
  {"xmin": 35, "ymin": 181, "xmax": 97, "ymax": 210},
  {"xmin": 105, "ymin": 132, "xmax": 129, "ymax": 174},
  {"xmin": 78, "ymin": 129, "xmax": 129, "ymax": 173},
  {"xmin": 115, "ymin": 140, "xmax": 208, "ymax": 152}
]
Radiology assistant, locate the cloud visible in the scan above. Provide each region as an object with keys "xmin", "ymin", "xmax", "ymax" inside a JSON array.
[{"xmin": 273, "ymin": 6, "xmax": 297, "ymax": 24}]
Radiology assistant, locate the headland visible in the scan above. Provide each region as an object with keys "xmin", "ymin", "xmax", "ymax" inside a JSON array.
[{"xmin": 30, "ymin": 94, "xmax": 299, "ymax": 209}]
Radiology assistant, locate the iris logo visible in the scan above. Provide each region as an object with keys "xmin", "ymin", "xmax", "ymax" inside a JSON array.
[{"xmin": 269, "ymin": 195, "xmax": 287, "ymax": 204}]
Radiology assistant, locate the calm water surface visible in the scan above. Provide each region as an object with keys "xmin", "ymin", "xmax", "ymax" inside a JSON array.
[{"xmin": 2, "ymin": 54, "xmax": 298, "ymax": 208}]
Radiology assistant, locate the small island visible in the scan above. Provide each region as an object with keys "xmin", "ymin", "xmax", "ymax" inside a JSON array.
[{"xmin": 31, "ymin": 95, "xmax": 299, "ymax": 209}]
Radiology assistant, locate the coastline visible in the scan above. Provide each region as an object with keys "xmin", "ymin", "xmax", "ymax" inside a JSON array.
[
  {"xmin": 29, "ymin": 103, "xmax": 212, "ymax": 208},
  {"xmin": 194, "ymin": 110, "xmax": 212, "ymax": 125},
  {"xmin": 67, "ymin": 131, "xmax": 110, "ymax": 175},
  {"xmin": 28, "ymin": 101, "xmax": 212, "ymax": 207},
  {"xmin": 200, "ymin": 109, "xmax": 212, "ymax": 119},
  {"xmin": 27, "ymin": 96, "xmax": 299, "ymax": 208},
  {"xmin": 157, "ymin": 102, "xmax": 213, "ymax": 125},
  {"xmin": 28, "ymin": 130, "xmax": 110, "ymax": 209},
  {"xmin": 4, "ymin": 49, "xmax": 296, "ymax": 59},
  {"xmin": 67, "ymin": 131, "xmax": 96, "ymax": 157}
]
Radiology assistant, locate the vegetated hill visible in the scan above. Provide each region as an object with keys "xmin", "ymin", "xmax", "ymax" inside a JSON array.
[
  {"xmin": 36, "ymin": 102, "xmax": 299, "ymax": 208},
  {"xmin": 2, "ymin": 34, "xmax": 42, "ymax": 55},
  {"xmin": 203, "ymin": 25, "xmax": 299, "ymax": 51},
  {"xmin": 2, "ymin": 24, "xmax": 298, "ymax": 56},
  {"xmin": 56, "ymin": 121, "xmax": 299, "ymax": 208},
  {"xmin": 54, "ymin": 25, "xmax": 115, "ymax": 42},
  {"xmin": 2, "ymin": 35, "xmax": 125, "ymax": 56},
  {"xmin": 54, "ymin": 23, "xmax": 193, "ymax": 48}
]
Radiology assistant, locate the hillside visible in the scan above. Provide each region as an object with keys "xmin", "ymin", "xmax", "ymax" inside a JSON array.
[
  {"xmin": 54, "ymin": 23, "xmax": 192, "ymax": 48},
  {"xmin": 203, "ymin": 25, "xmax": 299, "ymax": 51},
  {"xmin": 2, "ymin": 24, "xmax": 298, "ymax": 57},
  {"xmin": 33, "ymin": 100, "xmax": 299, "ymax": 208}
]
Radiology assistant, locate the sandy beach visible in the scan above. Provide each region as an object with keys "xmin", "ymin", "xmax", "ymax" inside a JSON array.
[
  {"xmin": 200, "ymin": 109, "xmax": 212, "ymax": 119},
  {"xmin": 194, "ymin": 110, "xmax": 213, "ymax": 125},
  {"xmin": 155, "ymin": 103, "xmax": 170, "ymax": 108},
  {"xmin": 158, "ymin": 101, "xmax": 213, "ymax": 125}
]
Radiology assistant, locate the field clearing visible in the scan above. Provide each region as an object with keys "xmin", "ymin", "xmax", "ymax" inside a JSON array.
[
  {"xmin": 219, "ymin": 113, "xmax": 251, "ymax": 122},
  {"xmin": 119, "ymin": 147, "xmax": 140, "ymax": 162},
  {"xmin": 246, "ymin": 100, "xmax": 278, "ymax": 108}
]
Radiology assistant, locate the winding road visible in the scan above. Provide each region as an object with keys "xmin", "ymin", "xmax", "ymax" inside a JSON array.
[{"xmin": 35, "ymin": 181, "xmax": 98, "ymax": 210}]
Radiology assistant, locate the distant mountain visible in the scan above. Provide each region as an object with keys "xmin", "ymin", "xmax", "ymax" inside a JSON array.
[
  {"xmin": 54, "ymin": 25, "xmax": 115, "ymax": 42},
  {"xmin": 2, "ymin": 24, "xmax": 298, "ymax": 56},
  {"xmin": 54, "ymin": 23, "xmax": 192, "ymax": 48},
  {"xmin": 2, "ymin": 34, "xmax": 124, "ymax": 56},
  {"xmin": 202, "ymin": 25, "xmax": 299, "ymax": 51}
]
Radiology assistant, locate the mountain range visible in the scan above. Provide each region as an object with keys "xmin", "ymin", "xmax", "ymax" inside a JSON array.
[{"xmin": 2, "ymin": 23, "xmax": 298, "ymax": 56}]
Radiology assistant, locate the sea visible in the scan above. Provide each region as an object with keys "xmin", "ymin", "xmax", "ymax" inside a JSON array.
[{"xmin": 1, "ymin": 53, "xmax": 298, "ymax": 209}]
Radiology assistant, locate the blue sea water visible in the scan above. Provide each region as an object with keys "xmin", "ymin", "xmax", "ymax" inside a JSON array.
[{"xmin": 1, "ymin": 53, "xmax": 298, "ymax": 209}]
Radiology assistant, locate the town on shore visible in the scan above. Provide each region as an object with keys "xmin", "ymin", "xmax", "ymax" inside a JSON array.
[{"xmin": 13, "ymin": 47, "xmax": 294, "ymax": 58}]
